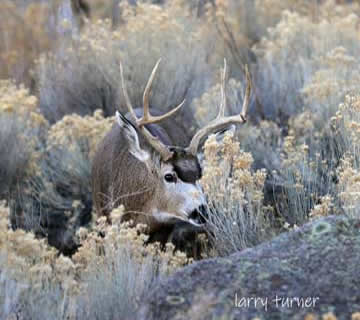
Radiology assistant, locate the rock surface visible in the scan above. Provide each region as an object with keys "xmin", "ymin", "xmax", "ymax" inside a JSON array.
[{"xmin": 137, "ymin": 216, "xmax": 360, "ymax": 320}]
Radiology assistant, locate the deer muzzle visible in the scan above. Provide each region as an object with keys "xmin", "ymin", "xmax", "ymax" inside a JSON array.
[{"xmin": 188, "ymin": 204, "xmax": 208, "ymax": 226}]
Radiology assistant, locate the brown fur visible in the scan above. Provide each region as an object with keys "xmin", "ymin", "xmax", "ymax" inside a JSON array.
[
  {"xmin": 91, "ymin": 112, "xmax": 205, "ymax": 254},
  {"xmin": 92, "ymin": 119, "xmax": 197, "ymax": 228},
  {"xmin": 92, "ymin": 123, "xmax": 158, "ymax": 227}
]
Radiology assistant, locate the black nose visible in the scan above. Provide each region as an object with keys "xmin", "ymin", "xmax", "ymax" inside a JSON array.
[{"xmin": 189, "ymin": 205, "xmax": 208, "ymax": 224}]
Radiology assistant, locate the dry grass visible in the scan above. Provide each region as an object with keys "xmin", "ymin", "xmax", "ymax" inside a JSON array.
[
  {"xmin": 0, "ymin": 203, "xmax": 190, "ymax": 319},
  {"xmin": 10, "ymin": 109, "xmax": 113, "ymax": 255},
  {"xmin": 0, "ymin": 80, "xmax": 47, "ymax": 199},
  {"xmin": 36, "ymin": 2, "xmax": 212, "ymax": 126},
  {"xmin": 201, "ymin": 131, "xmax": 272, "ymax": 256},
  {"xmin": 1, "ymin": 0, "xmax": 360, "ymax": 318},
  {"xmin": 333, "ymin": 94, "xmax": 360, "ymax": 218}
]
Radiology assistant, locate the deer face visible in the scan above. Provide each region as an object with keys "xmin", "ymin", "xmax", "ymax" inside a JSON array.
[
  {"xmin": 116, "ymin": 112, "xmax": 207, "ymax": 226},
  {"xmin": 154, "ymin": 150, "xmax": 207, "ymax": 226}
]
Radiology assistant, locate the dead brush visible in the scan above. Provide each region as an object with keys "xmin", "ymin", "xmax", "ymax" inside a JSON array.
[
  {"xmin": 36, "ymin": 2, "xmax": 211, "ymax": 125},
  {"xmin": 0, "ymin": 201, "xmax": 191, "ymax": 319},
  {"xmin": 201, "ymin": 131, "xmax": 272, "ymax": 256}
]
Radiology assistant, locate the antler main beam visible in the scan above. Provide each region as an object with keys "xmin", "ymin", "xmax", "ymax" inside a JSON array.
[
  {"xmin": 119, "ymin": 59, "xmax": 185, "ymax": 161},
  {"xmin": 186, "ymin": 59, "xmax": 252, "ymax": 156}
]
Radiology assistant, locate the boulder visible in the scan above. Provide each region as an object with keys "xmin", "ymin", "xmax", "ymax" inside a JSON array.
[{"xmin": 137, "ymin": 216, "xmax": 360, "ymax": 320}]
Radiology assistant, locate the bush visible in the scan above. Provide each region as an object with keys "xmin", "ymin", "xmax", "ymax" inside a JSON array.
[
  {"xmin": 0, "ymin": 204, "xmax": 190, "ymax": 319},
  {"xmin": 0, "ymin": 80, "xmax": 47, "ymax": 200},
  {"xmin": 201, "ymin": 131, "xmax": 273, "ymax": 256},
  {"xmin": 0, "ymin": 1, "xmax": 73, "ymax": 90},
  {"xmin": 37, "ymin": 2, "xmax": 212, "ymax": 128},
  {"xmin": 10, "ymin": 110, "xmax": 112, "ymax": 255},
  {"xmin": 0, "ymin": 117, "xmax": 30, "ymax": 199}
]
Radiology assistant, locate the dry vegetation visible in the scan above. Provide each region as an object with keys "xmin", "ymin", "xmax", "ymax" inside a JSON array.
[{"xmin": 1, "ymin": 0, "xmax": 360, "ymax": 318}]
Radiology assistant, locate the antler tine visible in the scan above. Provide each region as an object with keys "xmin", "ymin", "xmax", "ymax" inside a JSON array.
[
  {"xmin": 119, "ymin": 60, "xmax": 178, "ymax": 161},
  {"xmin": 217, "ymin": 58, "xmax": 227, "ymax": 120},
  {"xmin": 142, "ymin": 58, "xmax": 161, "ymax": 124},
  {"xmin": 139, "ymin": 99, "xmax": 186, "ymax": 126},
  {"xmin": 187, "ymin": 62, "xmax": 252, "ymax": 156},
  {"xmin": 139, "ymin": 59, "xmax": 185, "ymax": 126}
]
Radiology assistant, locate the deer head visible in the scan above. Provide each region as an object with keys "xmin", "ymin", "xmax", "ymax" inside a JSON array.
[{"xmin": 92, "ymin": 59, "xmax": 251, "ymax": 232}]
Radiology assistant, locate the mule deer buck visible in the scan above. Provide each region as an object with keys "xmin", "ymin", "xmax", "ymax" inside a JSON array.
[{"xmin": 92, "ymin": 59, "xmax": 251, "ymax": 250}]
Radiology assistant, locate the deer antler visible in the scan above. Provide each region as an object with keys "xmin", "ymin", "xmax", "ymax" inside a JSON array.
[
  {"xmin": 120, "ymin": 59, "xmax": 185, "ymax": 161},
  {"xmin": 186, "ymin": 59, "xmax": 252, "ymax": 156}
]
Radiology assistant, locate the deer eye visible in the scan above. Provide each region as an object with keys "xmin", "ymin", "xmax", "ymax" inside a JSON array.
[{"xmin": 164, "ymin": 173, "xmax": 177, "ymax": 183}]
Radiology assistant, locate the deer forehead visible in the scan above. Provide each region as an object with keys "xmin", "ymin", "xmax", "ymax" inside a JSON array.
[
  {"xmin": 159, "ymin": 157, "xmax": 202, "ymax": 183},
  {"xmin": 171, "ymin": 155, "xmax": 202, "ymax": 183}
]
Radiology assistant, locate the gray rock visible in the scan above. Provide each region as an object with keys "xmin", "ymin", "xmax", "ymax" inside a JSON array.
[{"xmin": 137, "ymin": 216, "xmax": 360, "ymax": 320}]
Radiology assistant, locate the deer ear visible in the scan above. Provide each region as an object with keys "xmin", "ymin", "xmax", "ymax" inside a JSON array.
[{"xmin": 116, "ymin": 111, "xmax": 150, "ymax": 163}]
